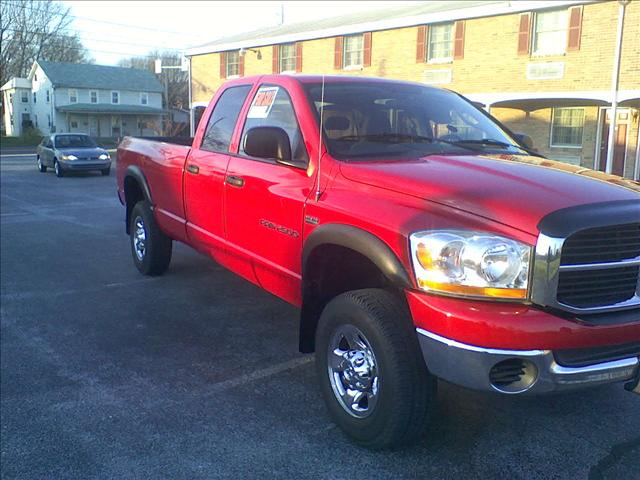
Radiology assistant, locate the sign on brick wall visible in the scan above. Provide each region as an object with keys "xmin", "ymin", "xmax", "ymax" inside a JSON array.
[
  {"xmin": 526, "ymin": 62, "xmax": 565, "ymax": 80},
  {"xmin": 422, "ymin": 69, "xmax": 452, "ymax": 85}
]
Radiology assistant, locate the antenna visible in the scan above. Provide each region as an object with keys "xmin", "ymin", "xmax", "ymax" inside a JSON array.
[{"xmin": 315, "ymin": 75, "xmax": 325, "ymax": 202}]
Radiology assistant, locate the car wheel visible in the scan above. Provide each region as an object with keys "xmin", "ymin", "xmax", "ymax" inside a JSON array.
[
  {"xmin": 37, "ymin": 156, "xmax": 47, "ymax": 173},
  {"xmin": 129, "ymin": 200, "xmax": 172, "ymax": 276},
  {"xmin": 54, "ymin": 160, "xmax": 64, "ymax": 177},
  {"xmin": 101, "ymin": 167, "xmax": 111, "ymax": 176},
  {"xmin": 315, "ymin": 289, "xmax": 437, "ymax": 449}
]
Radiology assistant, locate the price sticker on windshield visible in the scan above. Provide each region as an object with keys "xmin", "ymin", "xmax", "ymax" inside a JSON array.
[{"xmin": 247, "ymin": 86, "xmax": 279, "ymax": 119}]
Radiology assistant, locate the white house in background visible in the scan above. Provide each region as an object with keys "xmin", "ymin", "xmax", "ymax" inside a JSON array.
[{"xmin": 1, "ymin": 60, "xmax": 165, "ymax": 137}]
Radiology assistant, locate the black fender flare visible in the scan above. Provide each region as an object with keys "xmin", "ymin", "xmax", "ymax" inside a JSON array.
[
  {"xmin": 299, "ymin": 224, "xmax": 413, "ymax": 352},
  {"xmin": 123, "ymin": 165, "xmax": 153, "ymax": 233},
  {"xmin": 124, "ymin": 165, "xmax": 153, "ymax": 205},
  {"xmin": 302, "ymin": 224, "xmax": 412, "ymax": 288}
]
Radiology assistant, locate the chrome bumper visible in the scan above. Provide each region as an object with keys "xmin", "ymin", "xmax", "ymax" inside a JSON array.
[{"xmin": 416, "ymin": 328, "xmax": 639, "ymax": 394}]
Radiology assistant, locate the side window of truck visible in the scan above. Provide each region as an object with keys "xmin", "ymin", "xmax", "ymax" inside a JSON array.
[
  {"xmin": 239, "ymin": 86, "xmax": 309, "ymax": 165},
  {"xmin": 201, "ymin": 85, "xmax": 251, "ymax": 153}
]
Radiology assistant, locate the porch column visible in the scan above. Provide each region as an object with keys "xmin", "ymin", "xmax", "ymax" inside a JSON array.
[
  {"xmin": 605, "ymin": 0, "xmax": 628, "ymax": 174},
  {"xmin": 635, "ymin": 119, "xmax": 640, "ymax": 181}
]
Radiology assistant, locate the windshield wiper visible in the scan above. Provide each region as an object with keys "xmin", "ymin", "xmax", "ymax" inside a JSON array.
[{"xmin": 451, "ymin": 138, "xmax": 545, "ymax": 158}]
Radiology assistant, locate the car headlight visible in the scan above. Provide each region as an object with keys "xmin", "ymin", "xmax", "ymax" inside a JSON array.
[
  {"xmin": 62, "ymin": 154, "xmax": 78, "ymax": 161},
  {"xmin": 409, "ymin": 230, "xmax": 532, "ymax": 300},
  {"xmin": 99, "ymin": 153, "xmax": 110, "ymax": 160}
]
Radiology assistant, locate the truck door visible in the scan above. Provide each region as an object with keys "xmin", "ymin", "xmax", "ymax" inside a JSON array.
[
  {"xmin": 184, "ymin": 85, "xmax": 252, "ymax": 257},
  {"xmin": 224, "ymin": 84, "xmax": 312, "ymax": 305}
]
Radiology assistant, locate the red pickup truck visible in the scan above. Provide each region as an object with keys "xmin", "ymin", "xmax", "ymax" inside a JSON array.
[{"xmin": 117, "ymin": 74, "xmax": 640, "ymax": 448}]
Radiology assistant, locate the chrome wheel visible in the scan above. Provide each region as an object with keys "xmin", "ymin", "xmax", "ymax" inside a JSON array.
[
  {"xmin": 133, "ymin": 216, "xmax": 146, "ymax": 261},
  {"xmin": 37, "ymin": 157, "xmax": 42, "ymax": 170},
  {"xmin": 327, "ymin": 324, "xmax": 379, "ymax": 418},
  {"xmin": 54, "ymin": 161, "xmax": 60, "ymax": 176}
]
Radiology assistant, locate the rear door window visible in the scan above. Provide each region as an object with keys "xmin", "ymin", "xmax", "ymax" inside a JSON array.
[{"xmin": 201, "ymin": 85, "xmax": 251, "ymax": 153}]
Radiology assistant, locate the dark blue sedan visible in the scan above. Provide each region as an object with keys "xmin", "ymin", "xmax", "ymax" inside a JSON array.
[{"xmin": 37, "ymin": 134, "xmax": 112, "ymax": 177}]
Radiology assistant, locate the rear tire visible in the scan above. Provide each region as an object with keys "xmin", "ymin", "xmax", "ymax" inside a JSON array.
[
  {"xmin": 129, "ymin": 200, "xmax": 172, "ymax": 276},
  {"xmin": 315, "ymin": 289, "xmax": 437, "ymax": 449},
  {"xmin": 37, "ymin": 156, "xmax": 47, "ymax": 173},
  {"xmin": 54, "ymin": 160, "xmax": 63, "ymax": 177},
  {"xmin": 101, "ymin": 167, "xmax": 111, "ymax": 176}
]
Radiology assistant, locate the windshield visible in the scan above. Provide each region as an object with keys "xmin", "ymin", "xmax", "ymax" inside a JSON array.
[
  {"xmin": 54, "ymin": 135, "xmax": 97, "ymax": 148},
  {"xmin": 303, "ymin": 81, "xmax": 526, "ymax": 160}
]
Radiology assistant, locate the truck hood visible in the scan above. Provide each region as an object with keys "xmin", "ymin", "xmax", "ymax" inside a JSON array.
[{"xmin": 339, "ymin": 153, "xmax": 640, "ymax": 235}]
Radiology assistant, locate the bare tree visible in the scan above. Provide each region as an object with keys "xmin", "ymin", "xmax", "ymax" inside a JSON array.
[
  {"xmin": 0, "ymin": 0, "xmax": 92, "ymax": 87},
  {"xmin": 118, "ymin": 50, "xmax": 188, "ymax": 110}
]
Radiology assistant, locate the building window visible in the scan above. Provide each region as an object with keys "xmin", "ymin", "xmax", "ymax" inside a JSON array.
[
  {"xmin": 111, "ymin": 91, "xmax": 119, "ymax": 104},
  {"xmin": 71, "ymin": 120, "xmax": 78, "ymax": 129},
  {"xmin": 69, "ymin": 89, "xmax": 78, "ymax": 103},
  {"xmin": 533, "ymin": 9, "xmax": 568, "ymax": 56},
  {"xmin": 140, "ymin": 92, "xmax": 148, "ymax": 105},
  {"xmin": 33, "ymin": 92, "xmax": 37, "ymax": 103},
  {"xmin": 46, "ymin": 90, "xmax": 50, "ymax": 102},
  {"xmin": 35, "ymin": 115, "xmax": 38, "ymax": 127},
  {"xmin": 428, "ymin": 23, "xmax": 453, "ymax": 62},
  {"xmin": 343, "ymin": 34, "xmax": 364, "ymax": 68},
  {"xmin": 551, "ymin": 108, "xmax": 584, "ymax": 147},
  {"xmin": 47, "ymin": 114, "xmax": 51, "ymax": 126},
  {"xmin": 279, "ymin": 43, "xmax": 297, "ymax": 73},
  {"xmin": 21, "ymin": 91, "xmax": 28, "ymax": 102},
  {"xmin": 226, "ymin": 50, "xmax": 240, "ymax": 77},
  {"xmin": 9, "ymin": 93, "xmax": 13, "ymax": 103},
  {"xmin": 90, "ymin": 91, "xmax": 98, "ymax": 103}
]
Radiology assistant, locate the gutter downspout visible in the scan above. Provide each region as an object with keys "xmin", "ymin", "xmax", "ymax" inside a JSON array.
[
  {"xmin": 605, "ymin": 0, "xmax": 628, "ymax": 174},
  {"xmin": 188, "ymin": 56, "xmax": 194, "ymax": 137},
  {"xmin": 635, "ymin": 119, "xmax": 640, "ymax": 180}
]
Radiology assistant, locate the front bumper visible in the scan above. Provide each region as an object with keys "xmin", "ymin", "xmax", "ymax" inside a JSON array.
[
  {"xmin": 417, "ymin": 328, "xmax": 639, "ymax": 394},
  {"xmin": 59, "ymin": 160, "xmax": 111, "ymax": 171}
]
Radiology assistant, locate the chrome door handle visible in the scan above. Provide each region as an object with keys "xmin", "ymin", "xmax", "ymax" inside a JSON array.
[
  {"xmin": 226, "ymin": 175, "xmax": 245, "ymax": 188},
  {"xmin": 186, "ymin": 164, "xmax": 199, "ymax": 174}
]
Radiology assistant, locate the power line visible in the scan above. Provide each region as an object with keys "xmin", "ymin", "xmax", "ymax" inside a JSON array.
[
  {"xmin": 2, "ymin": 0, "xmax": 207, "ymax": 38},
  {"xmin": 3, "ymin": 27, "xmax": 188, "ymax": 51}
]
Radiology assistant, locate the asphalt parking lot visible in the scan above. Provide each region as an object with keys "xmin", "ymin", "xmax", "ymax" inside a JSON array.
[{"xmin": 1, "ymin": 149, "xmax": 638, "ymax": 480}]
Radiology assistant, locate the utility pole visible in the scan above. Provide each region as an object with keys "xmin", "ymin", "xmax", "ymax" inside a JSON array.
[{"xmin": 604, "ymin": 0, "xmax": 629, "ymax": 174}]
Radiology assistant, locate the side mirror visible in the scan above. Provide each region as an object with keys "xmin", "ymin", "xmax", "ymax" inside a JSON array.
[
  {"xmin": 513, "ymin": 132, "xmax": 534, "ymax": 150},
  {"xmin": 243, "ymin": 126, "xmax": 291, "ymax": 164}
]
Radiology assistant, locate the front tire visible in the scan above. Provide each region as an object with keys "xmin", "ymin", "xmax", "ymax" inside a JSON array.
[
  {"xmin": 54, "ymin": 160, "xmax": 63, "ymax": 177},
  {"xmin": 129, "ymin": 200, "xmax": 172, "ymax": 276},
  {"xmin": 101, "ymin": 167, "xmax": 111, "ymax": 176},
  {"xmin": 315, "ymin": 289, "xmax": 436, "ymax": 449},
  {"xmin": 37, "ymin": 156, "xmax": 47, "ymax": 173}
]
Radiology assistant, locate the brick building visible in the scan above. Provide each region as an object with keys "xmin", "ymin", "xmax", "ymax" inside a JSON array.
[{"xmin": 185, "ymin": 0, "xmax": 639, "ymax": 179}]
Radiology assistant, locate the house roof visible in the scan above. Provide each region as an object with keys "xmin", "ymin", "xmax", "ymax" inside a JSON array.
[
  {"xmin": 57, "ymin": 103, "xmax": 165, "ymax": 115},
  {"xmin": 185, "ymin": 0, "xmax": 589, "ymax": 56},
  {"xmin": 0, "ymin": 78, "xmax": 31, "ymax": 91},
  {"xmin": 36, "ymin": 61, "xmax": 164, "ymax": 93}
]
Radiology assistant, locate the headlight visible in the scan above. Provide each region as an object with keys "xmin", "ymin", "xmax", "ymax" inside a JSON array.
[
  {"xmin": 62, "ymin": 154, "xmax": 77, "ymax": 161},
  {"xmin": 409, "ymin": 230, "xmax": 532, "ymax": 300},
  {"xmin": 99, "ymin": 153, "xmax": 110, "ymax": 160}
]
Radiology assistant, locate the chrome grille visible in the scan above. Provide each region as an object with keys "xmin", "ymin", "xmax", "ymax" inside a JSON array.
[{"xmin": 555, "ymin": 223, "xmax": 640, "ymax": 311}]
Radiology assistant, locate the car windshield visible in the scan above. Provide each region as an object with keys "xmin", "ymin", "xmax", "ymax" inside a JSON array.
[
  {"xmin": 303, "ymin": 81, "xmax": 526, "ymax": 160},
  {"xmin": 54, "ymin": 135, "xmax": 97, "ymax": 148}
]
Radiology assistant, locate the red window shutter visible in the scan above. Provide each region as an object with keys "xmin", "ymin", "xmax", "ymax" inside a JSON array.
[
  {"xmin": 272, "ymin": 45, "xmax": 280, "ymax": 73},
  {"xmin": 517, "ymin": 13, "xmax": 531, "ymax": 55},
  {"xmin": 239, "ymin": 54, "xmax": 245, "ymax": 77},
  {"xmin": 363, "ymin": 32, "xmax": 372, "ymax": 67},
  {"xmin": 295, "ymin": 42, "xmax": 303, "ymax": 72},
  {"xmin": 567, "ymin": 6, "xmax": 583, "ymax": 51},
  {"xmin": 334, "ymin": 36, "xmax": 344, "ymax": 69},
  {"xmin": 220, "ymin": 52, "xmax": 226, "ymax": 79},
  {"xmin": 453, "ymin": 21, "xmax": 465, "ymax": 60},
  {"xmin": 416, "ymin": 25, "xmax": 427, "ymax": 62}
]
